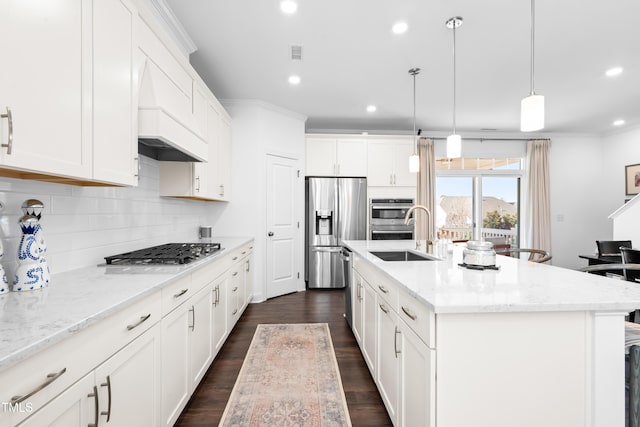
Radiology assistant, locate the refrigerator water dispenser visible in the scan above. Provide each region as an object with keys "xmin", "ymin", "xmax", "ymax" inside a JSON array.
[{"xmin": 315, "ymin": 210, "xmax": 333, "ymax": 235}]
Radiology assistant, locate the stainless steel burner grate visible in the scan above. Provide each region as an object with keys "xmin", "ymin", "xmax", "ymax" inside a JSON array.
[{"xmin": 104, "ymin": 243, "xmax": 221, "ymax": 265}]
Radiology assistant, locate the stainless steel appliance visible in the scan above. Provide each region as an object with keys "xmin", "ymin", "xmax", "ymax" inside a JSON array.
[
  {"xmin": 342, "ymin": 247, "xmax": 353, "ymax": 327},
  {"xmin": 305, "ymin": 177, "xmax": 367, "ymax": 288},
  {"xmin": 369, "ymin": 198, "xmax": 415, "ymax": 240}
]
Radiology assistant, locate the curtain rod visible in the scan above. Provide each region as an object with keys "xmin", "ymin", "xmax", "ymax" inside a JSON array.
[{"xmin": 421, "ymin": 136, "xmax": 550, "ymax": 142}]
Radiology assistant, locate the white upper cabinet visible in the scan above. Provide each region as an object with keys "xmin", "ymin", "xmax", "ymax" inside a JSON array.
[
  {"xmin": 306, "ymin": 137, "xmax": 367, "ymax": 177},
  {"xmin": 159, "ymin": 99, "xmax": 232, "ymax": 201},
  {"xmin": 367, "ymin": 139, "xmax": 416, "ymax": 187},
  {"xmin": 92, "ymin": 0, "xmax": 139, "ymax": 186},
  {"xmin": 0, "ymin": 0, "xmax": 140, "ymax": 186},
  {"xmin": 0, "ymin": 0, "xmax": 90, "ymax": 180}
]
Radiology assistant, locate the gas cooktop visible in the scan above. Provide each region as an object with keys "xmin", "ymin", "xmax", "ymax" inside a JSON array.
[{"xmin": 104, "ymin": 243, "xmax": 221, "ymax": 265}]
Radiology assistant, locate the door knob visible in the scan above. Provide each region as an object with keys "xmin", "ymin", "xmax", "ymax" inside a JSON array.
[{"xmin": 268, "ymin": 232, "xmax": 274, "ymax": 236}]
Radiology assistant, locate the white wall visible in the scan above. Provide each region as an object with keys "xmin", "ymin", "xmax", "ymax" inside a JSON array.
[
  {"xmin": 601, "ymin": 125, "xmax": 640, "ymax": 233},
  {"xmin": 0, "ymin": 155, "xmax": 220, "ymax": 280},
  {"xmin": 547, "ymin": 134, "xmax": 608, "ymax": 269},
  {"xmin": 215, "ymin": 100, "xmax": 306, "ymax": 302}
]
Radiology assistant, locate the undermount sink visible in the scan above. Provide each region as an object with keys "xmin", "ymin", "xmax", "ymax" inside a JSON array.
[{"xmin": 369, "ymin": 250, "xmax": 435, "ymax": 262}]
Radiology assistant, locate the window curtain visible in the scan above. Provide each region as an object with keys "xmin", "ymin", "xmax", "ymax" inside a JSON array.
[
  {"xmin": 525, "ymin": 139, "xmax": 551, "ymax": 255},
  {"xmin": 416, "ymin": 138, "xmax": 435, "ymax": 241}
]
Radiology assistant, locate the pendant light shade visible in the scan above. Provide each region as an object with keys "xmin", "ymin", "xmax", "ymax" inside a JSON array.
[
  {"xmin": 521, "ymin": 0, "xmax": 544, "ymax": 132},
  {"xmin": 521, "ymin": 94, "xmax": 544, "ymax": 131},
  {"xmin": 446, "ymin": 17, "xmax": 463, "ymax": 159},
  {"xmin": 446, "ymin": 134, "xmax": 461, "ymax": 159},
  {"xmin": 409, "ymin": 153, "xmax": 420, "ymax": 172},
  {"xmin": 408, "ymin": 68, "xmax": 421, "ymax": 173}
]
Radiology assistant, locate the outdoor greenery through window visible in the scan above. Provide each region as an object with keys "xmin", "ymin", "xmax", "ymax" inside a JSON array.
[{"xmin": 435, "ymin": 157, "xmax": 523, "ymax": 246}]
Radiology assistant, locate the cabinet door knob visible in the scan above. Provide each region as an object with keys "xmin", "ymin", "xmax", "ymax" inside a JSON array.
[{"xmin": 268, "ymin": 231, "xmax": 274, "ymax": 237}]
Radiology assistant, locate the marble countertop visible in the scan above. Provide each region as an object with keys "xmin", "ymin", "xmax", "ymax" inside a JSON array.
[
  {"xmin": 344, "ymin": 240, "xmax": 640, "ymax": 314},
  {"xmin": 0, "ymin": 236, "xmax": 253, "ymax": 373}
]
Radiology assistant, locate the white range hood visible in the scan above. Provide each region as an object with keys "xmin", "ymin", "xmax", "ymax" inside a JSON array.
[{"xmin": 138, "ymin": 59, "xmax": 207, "ymax": 162}]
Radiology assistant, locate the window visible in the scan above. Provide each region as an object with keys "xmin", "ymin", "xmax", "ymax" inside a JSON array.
[{"xmin": 435, "ymin": 157, "xmax": 523, "ymax": 246}]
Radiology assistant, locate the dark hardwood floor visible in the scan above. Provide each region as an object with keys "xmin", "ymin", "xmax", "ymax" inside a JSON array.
[{"xmin": 175, "ymin": 289, "xmax": 392, "ymax": 427}]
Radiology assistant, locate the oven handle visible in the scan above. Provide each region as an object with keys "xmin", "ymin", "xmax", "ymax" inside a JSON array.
[
  {"xmin": 371, "ymin": 205, "xmax": 414, "ymax": 209},
  {"xmin": 371, "ymin": 230, "xmax": 413, "ymax": 234}
]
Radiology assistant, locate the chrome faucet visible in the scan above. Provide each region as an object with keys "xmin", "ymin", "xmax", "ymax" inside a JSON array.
[{"xmin": 404, "ymin": 205, "xmax": 432, "ymax": 251}]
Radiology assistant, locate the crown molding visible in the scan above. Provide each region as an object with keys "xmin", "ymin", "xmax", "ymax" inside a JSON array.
[{"xmin": 144, "ymin": 0, "xmax": 197, "ymax": 57}]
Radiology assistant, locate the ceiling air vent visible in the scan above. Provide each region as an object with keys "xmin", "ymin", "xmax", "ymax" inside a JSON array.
[{"xmin": 290, "ymin": 44, "xmax": 303, "ymax": 61}]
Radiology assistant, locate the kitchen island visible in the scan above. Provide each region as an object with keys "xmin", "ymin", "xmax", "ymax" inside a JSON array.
[{"xmin": 344, "ymin": 239, "xmax": 640, "ymax": 427}]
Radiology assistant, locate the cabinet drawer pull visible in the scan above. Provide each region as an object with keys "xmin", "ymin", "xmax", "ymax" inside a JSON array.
[
  {"xmin": 232, "ymin": 286, "xmax": 238, "ymax": 292},
  {"xmin": 379, "ymin": 304, "xmax": 389, "ymax": 314},
  {"xmin": 126, "ymin": 314, "xmax": 151, "ymax": 331},
  {"xmin": 88, "ymin": 385, "xmax": 99, "ymax": 427},
  {"xmin": 232, "ymin": 271, "xmax": 238, "ymax": 277},
  {"xmin": 378, "ymin": 285, "xmax": 389, "ymax": 294},
  {"xmin": 1, "ymin": 107, "xmax": 13, "ymax": 155},
  {"xmin": 189, "ymin": 306, "xmax": 195, "ymax": 331},
  {"xmin": 401, "ymin": 306, "xmax": 417, "ymax": 321},
  {"xmin": 173, "ymin": 288, "xmax": 189, "ymax": 298},
  {"xmin": 100, "ymin": 375, "xmax": 112, "ymax": 421},
  {"xmin": 10, "ymin": 367, "xmax": 67, "ymax": 404},
  {"xmin": 394, "ymin": 326, "xmax": 401, "ymax": 358},
  {"xmin": 242, "ymin": 251, "xmax": 246, "ymax": 255},
  {"xmin": 232, "ymin": 308, "xmax": 238, "ymax": 315},
  {"xmin": 232, "ymin": 256, "xmax": 238, "ymax": 261}
]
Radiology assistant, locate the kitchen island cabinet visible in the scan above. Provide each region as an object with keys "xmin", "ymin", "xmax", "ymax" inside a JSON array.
[
  {"xmin": 345, "ymin": 239, "xmax": 640, "ymax": 427},
  {"xmin": 0, "ymin": 237, "xmax": 254, "ymax": 427}
]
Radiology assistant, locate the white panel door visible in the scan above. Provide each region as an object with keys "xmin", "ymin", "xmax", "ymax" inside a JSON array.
[
  {"xmin": 0, "ymin": 0, "xmax": 91, "ymax": 178},
  {"xmin": 266, "ymin": 155, "xmax": 301, "ymax": 298}
]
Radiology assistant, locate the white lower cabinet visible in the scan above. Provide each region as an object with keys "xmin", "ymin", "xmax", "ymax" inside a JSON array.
[
  {"xmin": 398, "ymin": 321, "xmax": 435, "ymax": 427},
  {"xmin": 212, "ymin": 275, "xmax": 228, "ymax": 355},
  {"xmin": 377, "ymin": 302, "xmax": 400, "ymax": 424},
  {"xmin": 17, "ymin": 373, "xmax": 95, "ymax": 427},
  {"xmin": 161, "ymin": 283, "xmax": 213, "ymax": 427},
  {"xmin": 353, "ymin": 255, "xmax": 434, "ymax": 427},
  {"xmin": 352, "ymin": 272, "xmax": 364, "ymax": 344},
  {"xmin": 94, "ymin": 324, "xmax": 161, "ymax": 427},
  {"xmin": 362, "ymin": 281, "xmax": 378, "ymax": 374},
  {"xmin": 17, "ymin": 324, "xmax": 161, "ymax": 427}
]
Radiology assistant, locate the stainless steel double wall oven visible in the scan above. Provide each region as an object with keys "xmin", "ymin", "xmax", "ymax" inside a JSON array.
[{"xmin": 369, "ymin": 198, "xmax": 415, "ymax": 240}]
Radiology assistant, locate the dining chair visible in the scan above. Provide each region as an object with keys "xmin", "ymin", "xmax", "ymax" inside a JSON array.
[
  {"xmin": 495, "ymin": 248, "xmax": 551, "ymax": 263},
  {"xmin": 622, "ymin": 248, "xmax": 640, "ymax": 283},
  {"xmin": 596, "ymin": 240, "xmax": 633, "ymax": 257}
]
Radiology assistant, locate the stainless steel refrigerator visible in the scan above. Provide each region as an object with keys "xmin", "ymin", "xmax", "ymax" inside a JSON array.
[{"xmin": 305, "ymin": 177, "xmax": 367, "ymax": 288}]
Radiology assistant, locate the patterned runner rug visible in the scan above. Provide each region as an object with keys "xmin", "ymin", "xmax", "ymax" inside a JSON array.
[{"xmin": 219, "ymin": 323, "xmax": 352, "ymax": 426}]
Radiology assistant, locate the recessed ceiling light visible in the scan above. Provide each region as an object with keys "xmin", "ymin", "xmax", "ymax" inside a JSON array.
[
  {"xmin": 288, "ymin": 75, "xmax": 301, "ymax": 85},
  {"xmin": 280, "ymin": 1, "xmax": 297, "ymax": 14},
  {"xmin": 392, "ymin": 22, "xmax": 408, "ymax": 34},
  {"xmin": 606, "ymin": 67, "xmax": 623, "ymax": 77},
  {"xmin": 613, "ymin": 119, "xmax": 625, "ymax": 126},
  {"xmin": 366, "ymin": 105, "xmax": 377, "ymax": 113}
]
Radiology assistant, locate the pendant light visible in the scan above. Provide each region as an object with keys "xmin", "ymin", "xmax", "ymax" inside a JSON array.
[
  {"xmin": 408, "ymin": 68, "xmax": 421, "ymax": 173},
  {"xmin": 521, "ymin": 0, "xmax": 544, "ymax": 131},
  {"xmin": 446, "ymin": 17, "xmax": 463, "ymax": 159}
]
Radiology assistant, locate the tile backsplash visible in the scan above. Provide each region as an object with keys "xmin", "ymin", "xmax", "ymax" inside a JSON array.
[{"xmin": 0, "ymin": 155, "xmax": 221, "ymax": 279}]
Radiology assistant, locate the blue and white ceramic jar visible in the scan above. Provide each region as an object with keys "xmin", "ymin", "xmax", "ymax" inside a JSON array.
[
  {"xmin": 13, "ymin": 215, "xmax": 45, "ymax": 292},
  {"xmin": 0, "ymin": 239, "xmax": 7, "ymax": 295}
]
